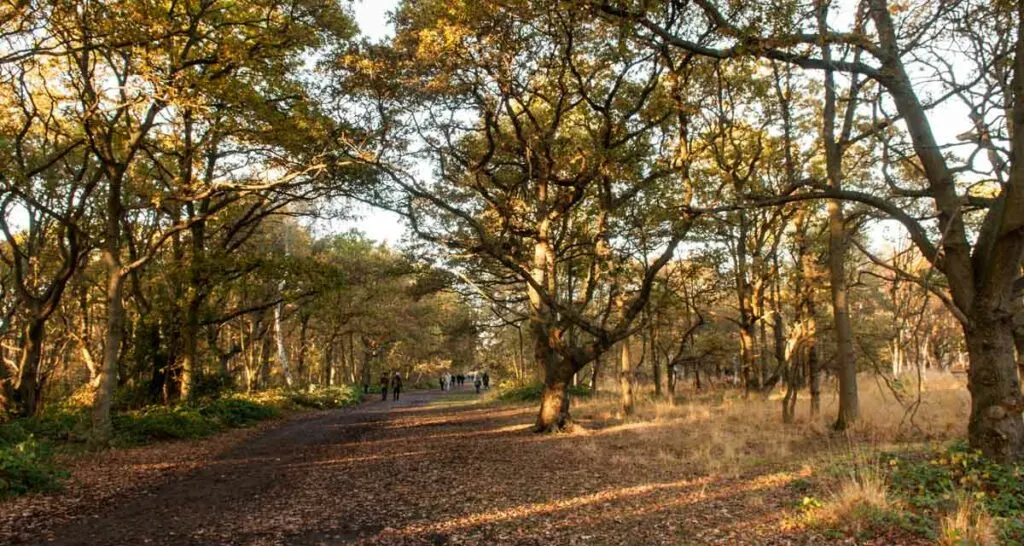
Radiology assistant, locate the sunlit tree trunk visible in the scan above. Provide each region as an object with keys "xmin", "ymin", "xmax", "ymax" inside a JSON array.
[
  {"xmin": 619, "ymin": 338, "xmax": 634, "ymax": 417},
  {"xmin": 273, "ymin": 285, "xmax": 293, "ymax": 388},
  {"xmin": 92, "ymin": 263, "xmax": 126, "ymax": 442}
]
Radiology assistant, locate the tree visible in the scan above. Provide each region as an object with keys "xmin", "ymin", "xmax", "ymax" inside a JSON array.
[
  {"xmin": 600, "ymin": 0, "xmax": 1024, "ymax": 462},
  {"xmin": 359, "ymin": 0, "xmax": 707, "ymax": 430}
]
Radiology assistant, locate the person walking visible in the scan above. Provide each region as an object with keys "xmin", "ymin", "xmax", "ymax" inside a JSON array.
[
  {"xmin": 474, "ymin": 374, "xmax": 482, "ymax": 394},
  {"xmin": 391, "ymin": 371, "xmax": 403, "ymax": 401},
  {"xmin": 379, "ymin": 372, "xmax": 389, "ymax": 401},
  {"xmin": 482, "ymin": 371, "xmax": 490, "ymax": 390}
]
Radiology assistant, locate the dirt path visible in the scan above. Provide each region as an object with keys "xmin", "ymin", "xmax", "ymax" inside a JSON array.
[{"xmin": 6, "ymin": 390, "xmax": 814, "ymax": 545}]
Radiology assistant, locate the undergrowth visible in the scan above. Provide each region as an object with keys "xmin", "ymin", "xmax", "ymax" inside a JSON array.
[
  {"xmin": 0, "ymin": 384, "xmax": 363, "ymax": 497},
  {"xmin": 797, "ymin": 441, "xmax": 1023, "ymax": 544},
  {"xmin": 497, "ymin": 382, "xmax": 592, "ymax": 402}
]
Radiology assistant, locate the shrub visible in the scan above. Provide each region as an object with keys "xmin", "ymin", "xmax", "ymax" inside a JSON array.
[
  {"xmin": 497, "ymin": 382, "xmax": 592, "ymax": 402},
  {"xmin": 0, "ymin": 437, "xmax": 64, "ymax": 497},
  {"xmin": 112, "ymin": 406, "xmax": 222, "ymax": 445},
  {"xmin": 282, "ymin": 385, "xmax": 363, "ymax": 410},
  {"xmin": 198, "ymin": 398, "xmax": 279, "ymax": 427}
]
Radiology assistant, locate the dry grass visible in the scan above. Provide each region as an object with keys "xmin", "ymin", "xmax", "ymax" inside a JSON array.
[
  {"xmin": 570, "ymin": 371, "xmax": 970, "ymax": 476},
  {"xmin": 815, "ymin": 464, "xmax": 896, "ymax": 533},
  {"xmin": 829, "ymin": 465, "xmax": 891, "ymax": 514},
  {"xmin": 939, "ymin": 494, "xmax": 997, "ymax": 546}
]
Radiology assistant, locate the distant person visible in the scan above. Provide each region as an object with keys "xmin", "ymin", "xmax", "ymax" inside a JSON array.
[
  {"xmin": 474, "ymin": 375, "xmax": 482, "ymax": 394},
  {"xmin": 439, "ymin": 375, "xmax": 445, "ymax": 390},
  {"xmin": 379, "ymin": 372, "xmax": 389, "ymax": 401},
  {"xmin": 392, "ymin": 371, "xmax": 403, "ymax": 401},
  {"xmin": 458, "ymin": 374, "xmax": 464, "ymax": 387},
  {"xmin": 482, "ymin": 371, "xmax": 490, "ymax": 390}
]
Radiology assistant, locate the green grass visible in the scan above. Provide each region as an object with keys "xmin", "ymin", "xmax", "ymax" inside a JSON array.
[{"xmin": 0, "ymin": 384, "xmax": 363, "ymax": 497}]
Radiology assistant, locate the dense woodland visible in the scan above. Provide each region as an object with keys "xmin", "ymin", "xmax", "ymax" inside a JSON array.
[{"xmin": 1, "ymin": 0, "xmax": 1023, "ymax": 479}]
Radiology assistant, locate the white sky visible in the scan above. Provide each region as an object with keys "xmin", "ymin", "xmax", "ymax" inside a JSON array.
[{"xmin": 327, "ymin": 0, "xmax": 407, "ymax": 246}]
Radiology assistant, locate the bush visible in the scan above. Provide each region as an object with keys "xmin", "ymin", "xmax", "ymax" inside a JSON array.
[
  {"xmin": 198, "ymin": 398, "xmax": 279, "ymax": 427},
  {"xmin": 0, "ymin": 384, "xmax": 364, "ymax": 497},
  {"xmin": 22, "ymin": 409, "xmax": 89, "ymax": 442},
  {"xmin": 282, "ymin": 385, "xmax": 363, "ymax": 410},
  {"xmin": 112, "ymin": 406, "xmax": 222, "ymax": 445},
  {"xmin": 497, "ymin": 382, "xmax": 592, "ymax": 402},
  {"xmin": 0, "ymin": 437, "xmax": 64, "ymax": 497}
]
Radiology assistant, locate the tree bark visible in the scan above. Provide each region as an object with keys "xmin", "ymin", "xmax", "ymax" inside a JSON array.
[
  {"xmin": 965, "ymin": 307, "xmax": 1024, "ymax": 462},
  {"xmin": 619, "ymin": 339, "xmax": 634, "ymax": 417},
  {"xmin": 179, "ymin": 294, "xmax": 201, "ymax": 399},
  {"xmin": 273, "ymin": 290, "xmax": 293, "ymax": 388},
  {"xmin": 297, "ymin": 315, "xmax": 309, "ymax": 385},
  {"xmin": 14, "ymin": 318, "xmax": 45, "ymax": 417},
  {"xmin": 534, "ymin": 342, "xmax": 574, "ymax": 432},
  {"xmin": 649, "ymin": 316, "xmax": 662, "ymax": 397},
  {"xmin": 667, "ymin": 363, "xmax": 677, "ymax": 405},
  {"xmin": 1012, "ymin": 298, "xmax": 1024, "ymax": 382},
  {"xmin": 92, "ymin": 265, "xmax": 126, "ymax": 442}
]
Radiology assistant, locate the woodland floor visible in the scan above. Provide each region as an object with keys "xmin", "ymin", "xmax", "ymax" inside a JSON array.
[{"xmin": 0, "ymin": 389, "xmax": 911, "ymax": 545}]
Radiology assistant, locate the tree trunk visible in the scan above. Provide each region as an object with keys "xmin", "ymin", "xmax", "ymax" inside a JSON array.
[
  {"xmin": 828, "ymin": 199, "xmax": 858, "ymax": 431},
  {"xmin": 808, "ymin": 341, "xmax": 822, "ymax": 418},
  {"xmin": 259, "ymin": 333, "xmax": 272, "ymax": 390},
  {"xmin": 361, "ymin": 344, "xmax": 371, "ymax": 391},
  {"xmin": 782, "ymin": 377, "xmax": 798, "ymax": 424},
  {"xmin": 179, "ymin": 295, "xmax": 201, "ymax": 400},
  {"xmin": 517, "ymin": 325, "xmax": 526, "ymax": 383},
  {"xmin": 590, "ymin": 353, "xmax": 602, "ymax": 393},
  {"xmin": 0, "ymin": 344, "xmax": 13, "ymax": 414},
  {"xmin": 92, "ymin": 266, "xmax": 126, "ymax": 442},
  {"xmin": 273, "ymin": 291, "xmax": 293, "ymax": 387},
  {"xmin": 14, "ymin": 318, "xmax": 45, "ymax": 417},
  {"xmin": 619, "ymin": 339, "xmax": 634, "ymax": 417},
  {"xmin": 297, "ymin": 315, "xmax": 309, "ymax": 385},
  {"xmin": 325, "ymin": 342, "xmax": 335, "ymax": 386},
  {"xmin": 650, "ymin": 317, "xmax": 662, "ymax": 397},
  {"xmin": 667, "ymin": 363, "xmax": 677, "ymax": 405},
  {"xmin": 739, "ymin": 324, "xmax": 757, "ymax": 393},
  {"xmin": 534, "ymin": 355, "xmax": 574, "ymax": 432},
  {"xmin": 965, "ymin": 310, "xmax": 1024, "ymax": 462},
  {"xmin": 348, "ymin": 332, "xmax": 356, "ymax": 384},
  {"xmin": 735, "ymin": 209, "xmax": 757, "ymax": 395}
]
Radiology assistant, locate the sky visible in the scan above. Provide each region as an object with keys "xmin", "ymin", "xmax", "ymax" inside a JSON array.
[{"xmin": 325, "ymin": 0, "xmax": 407, "ymax": 246}]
